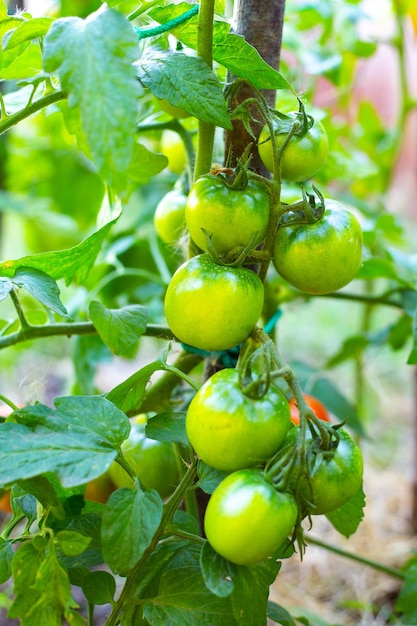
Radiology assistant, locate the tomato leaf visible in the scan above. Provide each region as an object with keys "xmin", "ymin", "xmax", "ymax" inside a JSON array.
[
  {"xmin": 200, "ymin": 542, "xmax": 235, "ymax": 598},
  {"xmin": 146, "ymin": 412, "xmax": 188, "ymax": 445},
  {"xmin": 4, "ymin": 17, "xmax": 53, "ymax": 49},
  {"xmin": 89, "ymin": 300, "xmax": 148, "ymax": 356},
  {"xmin": 196, "ymin": 462, "xmax": 229, "ymax": 495},
  {"xmin": 0, "ymin": 208, "xmax": 120, "ymax": 285},
  {"xmin": 150, "ymin": 4, "xmax": 292, "ymax": 91},
  {"xmin": 136, "ymin": 49, "xmax": 232, "ymax": 130},
  {"xmin": 17, "ymin": 475, "xmax": 67, "ymax": 521},
  {"xmin": 56, "ymin": 530, "xmax": 92, "ymax": 557},
  {"xmin": 142, "ymin": 542, "xmax": 238, "ymax": 625},
  {"xmin": 267, "ymin": 601, "xmax": 296, "ymax": 626},
  {"xmin": 8, "ymin": 539, "xmax": 81, "ymax": 625},
  {"xmin": 325, "ymin": 484, "xmax": 366, "ymax": 537},
  {"xmin": 43, "ymin": 6, "xmax": 141, "ymax": 193},
  {"xmin": 10, "ymin": 266, "xmax": 68, "ymax": 317},
  {"xmin": 395, "ymin": 560, "xmax": 417, "ymax": 624},
  {"xmin": 0, "ymin": 539, "xmax": 13, "ymax": 585},
  {"xmin": 127, "ymin": 142, "xmax": 169, "ymax": 186},
  {"xmin": 230, "ymin": 557, "xmax": 282, "ymax": 626},
  {"xmin": 0, "ymin": 16, "xmax": 28, "ymax": 73},
  {"xmin": 101, "ymin": 487, "xmax": 163, "ymax": 575},
  {"xmin": 407, "ymin": 305, "xmax": 417, "ymax": 364},
  {"xmin": 0, "ymin": 396, "xmax": 130, "ymax": 488},
  {"xmin": 81, "ymin": 570, "xmax": 116, "ymax": 605}
]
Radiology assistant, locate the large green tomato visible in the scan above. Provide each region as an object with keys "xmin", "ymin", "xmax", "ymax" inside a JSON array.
[
  {"xmin": 273, "ymin": 199, "xmax": 363, "ymax": 294},
  {"xmin": 164, "ymin": 253, "xmax": 264, "ymax": 351},
  {"xmin": 185, "ymin": 175, "xmax": 270, "ymax": 253},
  {"xmin": 258, "ymin": 114, "xmax": 329, "ymax": 182},
  {"xmin": 204, "ymin": 469, "xmax": 298, "ymax": 565},
  {"xmin": 186, "ymin": 368, "xmax": 291, "ymax": 471},
  {"xmin": 154, "ymin": 189, "xmax": 188, "ymax": 244},
  {"xmin": 288, "ymin": 427, "xmax": 363, "ymax": 515},
  {"xmin": 108, "ymin": 421, "xmax": 181, "ymax": 499}
]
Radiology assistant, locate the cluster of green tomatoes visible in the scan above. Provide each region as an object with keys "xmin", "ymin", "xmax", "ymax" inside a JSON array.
[{"xmin": 153, "ymin": 105, "xmax": 365, "ymax": 565}]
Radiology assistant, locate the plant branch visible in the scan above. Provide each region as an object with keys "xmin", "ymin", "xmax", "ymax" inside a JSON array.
[{"xmin": 0, "ymin": 90, "xmax": 67, "ymax": 136}]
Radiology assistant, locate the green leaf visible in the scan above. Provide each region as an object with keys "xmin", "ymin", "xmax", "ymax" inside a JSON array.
[
  {"xmin": 89, "ymin": 300, "xmax": 147, "ymax": 356},
  {"xmin": 43, "ymin": 7, "xmax": 141, "ymax": 193},
  {"xmin": 0, "ymin": 208, "xmax": 120, "ymax": 286},
  {"xmin": 136, "ymin": 49, "xmax": 232, "ymax": 130},
  {"xmin": 356, "ymin": 257, "xmax": 408, "ymax": 283},
  {"xmin": 4, "ymin": 17, "xmax": 53, "ymax": 49},
  {"xmin": 0, "ymin": 276, "xmax": 12, "ymax": 301},
  {"xmin": 11, "ymin": 266, "xmax": 68, "ymax": 317},
  {"xmin": 0, "ymin": 16, "xmax": 27, "ymax": 71},
  {"xmin": 101, "ymin": 487, "xmax": 163, "ymax": 575},
  {"xmin": 196, "ymin": 461, "xmax": 229, "ymax": 495},
  {"xmin": 18, "ymin": 475, "xmax": 66, "ymax": 520},
  {"xmin": 267, "ymin": 601, "xmax": 296, "ymax": 626},
  {"xmin": 150, "ymin": 4, "xmax": 292, "ymax": 91},
  {"xmin": 146, "ymin": 412, "xmax": 188, "ymax": 445},
  {"xmin": 200, "ymin": 542, "xmax": 235, "ymax": 598},
  {"xmin": 0, "ymin": 396, "xmax": 130, "ymax": 488},
  {"xmin": 396, "ymin": 561, "xmax": 417, "ymax": 624},
  {"xmin": 230, "ymin": 557, "xmax": 282, "ymax": 625},
  {"xmin": 143, "ymin": 542, "xmax": 238, "ymax": 625},
  {"xmin": 81, "ymin": 570, "xmax": 116, "ymax": 605},
  {"xmin": 325, "ymin": 484, "xmax": 366, "ymax": 537},
  {"xmin": 106, "ymin": 357, "xmax": 167, "ymax": 414},
  {"xmin": 0, "ymin": 539, "xmax": 13, "ymax": 584},
  {"xmin": 56, "ymin": 530, "xmax": 92, "ymax": 557},
  {"xmin": 0, "ymin": 1, "xmax": 7, "ymax": 16},
  {"xmin": 408, "ymin": 306, "xmax": 417, "ymax": 364},
  {"xmin": 127, "ymin": 142, "xmax": 169, "ymax": 186},
  {"xmin": 9, "ymin": 539, "xmax": 80, "ymax": 625}
]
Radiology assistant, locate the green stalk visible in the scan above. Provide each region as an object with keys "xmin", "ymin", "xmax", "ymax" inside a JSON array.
[
  {"xmin": 193, "ymin": 0, "xmax": 216, "ymax": 180},
  {"xmin": 0, "ymin": 90, "xmax": 66, "ymax": 136}
]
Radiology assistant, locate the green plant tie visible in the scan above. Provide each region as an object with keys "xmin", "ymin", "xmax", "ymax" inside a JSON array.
[{"xmin": 134, "ymin": 4, "xmax": 199, "ymax": 40}]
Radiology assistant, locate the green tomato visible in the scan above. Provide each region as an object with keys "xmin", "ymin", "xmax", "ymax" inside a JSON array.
[
  {"xmin": 258, "ymin": 114, "xmax": 329, "ymax": 182},
  {"xmin": 273, "ymin": 199, "xmax": 363, "ymax": 294},
  {"xmin": 164, "ymin": 253, "xmax": 264, "ymax": 351},
  {"xmin": 185, "ymin": 175, "xmax": 270, "ymax": 253},
  {"xmin": 161, "ymin": 130, "xmax": 187, "ymax": 175},
  {"xmin": 108, "ymin": 421, "xmax": 181, "ymax": 499},
  {"xmin": 186, "ymin": 368, "xmax": 291, "ymax": 471},
  {"xmin": 204, "ymin": 469, "xmax": 298, "ymax": 565},
  {"xmin": 154, "ymin": 189, "xmax": 188, "ymax": 244},
  {"xmin": 157, "ymin": 98, "xmax": 191, "ymax": 119},
  {"xmin": 287, "ymin": 427, "xmax": 364, "ymax": 515}
]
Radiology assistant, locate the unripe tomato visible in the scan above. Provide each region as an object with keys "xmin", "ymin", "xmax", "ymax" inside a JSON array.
[
  {"xmin": 186, "ymin": 368, "xmax": 291, "ymax": 471},
  {"xmin": 258, "ymin": 114, "xmax": 329, "ymax": 182},
  {"xmin": 108, "ymin": 421, "xmax": 181, "ymax": 499},
  {"xmin": 204, "ymin": 469, "xmax": 298, "ymax": 565},
  {"xmin": 161, "ymin": 130, "xmax": 187, "ymax": 175},
  {"xmin": 157, "ymin": 98, "xmax": 191, "ymax": 119},
  {"xmin": 289, "ymin": 394, "xmax": 331, "ymax": 426},
  {"xmin": 164, "ymin": 253, "xmax": 264, "ymax": 351},
  {"xmin": 85, "ymin": 473, "xmax": 116, "ymax": 504},
  {"xmin": 273, "ymin": 199, "xmax": 363, "ymax": 295},
  {"xmin": 185, "ymin": 175, "xmax": 270, "ymax": 253},
  {"xmin": 154, "ymin": 189, "xmax": 188, "ymax": 244}
]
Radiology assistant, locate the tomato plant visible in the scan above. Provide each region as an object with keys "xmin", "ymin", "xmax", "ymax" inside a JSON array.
[
  {"xmin": 289, "ymin": 394, "xmax": 331, "ymax": 426},
  {"xmin": 154, "ymin": 188, "xmax": 188, "ymax": 244},
  {"xmin": 258, "ymin": 114, "xmax": 329, "ymax": 181},
  {"xmin": 204, "ymin": 468, "xmax": 298, "ymax": 565},
  {"xmin": 156, "ymin": 98, "xmax": 191, "ymax": 119},
  {"xmin": 160, "ymin": 130, "xmax": 187, "ymax": 175},
  {"xmin": 273, "ymin": 199, "xmax": 363, "ymax": 294},
  {"xmin": 185, "ymin": 174, "xmax": 270, "ymax": 253},
  {"xmin": 186, "ymin": 368, "xmax": 291, "ymax": 471},
  {"xmin": 164, "ymin": 253, "xmax": 264, "ymax": 351},
  {"xmin": 108, "ymin": 419, "xmax": 181, "ymax": 499}
]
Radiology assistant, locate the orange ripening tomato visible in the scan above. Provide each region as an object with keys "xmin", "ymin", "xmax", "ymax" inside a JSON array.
[{"xmin": 289, "ymin": 394, "xmax": 330, "ymax": 426}]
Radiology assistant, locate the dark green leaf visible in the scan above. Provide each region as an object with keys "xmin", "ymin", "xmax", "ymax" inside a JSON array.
[
  {"xmin": 11, "ymin": 266, "xmax": 68, "ymax": 317},
  {"xmin": 267, "ymin": 601, "xmax": 296, "ymax": 626},
  {"xmin": 0, "ymin": 396, "xmax": 130, "ymax": 487},
  {"xmin": 326, "ymin": 335, "xmax": 369, "ymax": 367},
  {"xmin": 387, "ymin": 314, "xmax": 412, "ymax": 350},
  {"xmin": 143, "ymin": 542, "xmax": 238, "ymax": 625},
  {"xmin": 43, "ymin": 7, "xmax": 141, "ymax": 193},
  {"xmin": 146, "ymin": 412, "xmax": 188, "ymax": 445},
  {"xmin": 136, "ymin": 49, "xmax": 232, "ymax": 130},
  {"xmin": 102, "ymin": 488, "xmax": 163, "ymax": 575},
  {"xmin": 197, "ymin": 461, "xmax": 229, "ymax": 495},
  {"xmin": 325, "ymin": 484, "xmax": 366, "ymax": 537},
  {"xmin": 200, "ymin": 542, "xmax": 235, "ymax": 598},
  {"xmin": 396, "ymin": 562, "xmax": 417, "ymax": 623},
  {"xmin": 53, "ymin": 511, "xmax": 104, "ymax": 569},
  {"xmin": 172, "ymin": 510, "xmax": 200, "ymax": 536},
  {"xmin": 89, "ymin": 300, "xmax": 148, "ymax": 356},
  {"xmin": 230, "ymin": 557, "xmax": 282, "ymax": 626},
  {"xmin": 4, "ymin": 17, "xmax": 53, "ymax": 49},
  {"xmin": 82, "ymin": 570, "xmax": 116, "ymax": 605},
  {"xmin": 0, "ymin": 209, "xmax": 120, "ymax": 285},
  {"xmin": 18, "ymin": 475, "xmax": 66, "ymax": 521},
  {"xmin": 106, "ymin": 359, "xmax": 166, "ymax": 414},
  {"xmin": 56, "ymin": 530, "xmax": 92, "ymax": 557},
  {"xmin": 0, "ymin": 539, "xmax": 13, "ymax": 584}
]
